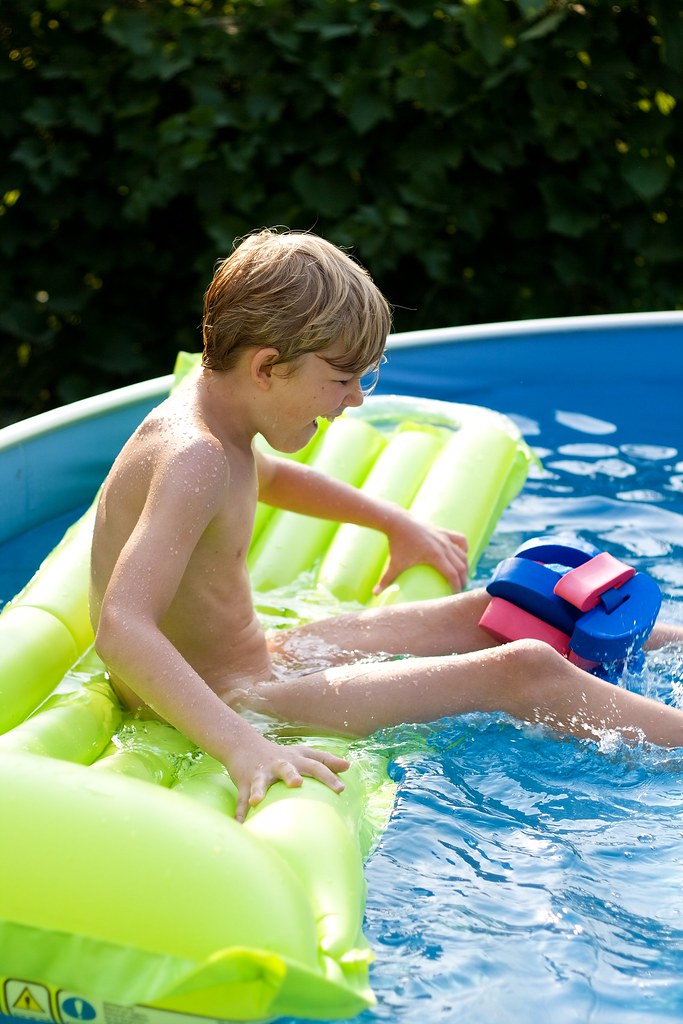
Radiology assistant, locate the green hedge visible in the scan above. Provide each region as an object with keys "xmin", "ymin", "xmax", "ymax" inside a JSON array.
[{"xmin": 1, "ymin": 0, "xmax": 682, "ymax": 422}]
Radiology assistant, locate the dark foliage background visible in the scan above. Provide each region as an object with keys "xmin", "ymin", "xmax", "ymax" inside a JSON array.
[{"xmin": 1, "ymin": 0, "xmax": 682, "ymax": 424}]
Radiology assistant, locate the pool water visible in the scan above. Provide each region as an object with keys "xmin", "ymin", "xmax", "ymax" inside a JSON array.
[{"xmin": 282, "ymin": 393, "xmax": 683, "ymax": 1023}]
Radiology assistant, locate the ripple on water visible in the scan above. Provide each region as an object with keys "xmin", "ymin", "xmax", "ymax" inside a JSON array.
[{"xmin": 278, "ymin": 403, "xmax": 683, "ymax": 1024}]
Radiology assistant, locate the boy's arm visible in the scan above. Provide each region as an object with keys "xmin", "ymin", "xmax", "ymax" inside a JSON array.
[
  {"xmin": 256, "ymin": 450, "xmax": 469, "ymax": 592},
  {"xmin": 94, "ymin": 445, "xmax": 348, "ymax": 821}
]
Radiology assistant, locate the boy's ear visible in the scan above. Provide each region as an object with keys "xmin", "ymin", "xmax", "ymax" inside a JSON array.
[{"xmin": 250, "ymin": 347, "xmax": 281, "ymax": 389}]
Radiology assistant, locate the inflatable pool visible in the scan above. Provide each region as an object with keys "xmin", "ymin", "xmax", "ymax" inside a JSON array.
[{"xmin": 0, "ymin": 352, "xmax": 534, "ymax": 1024}]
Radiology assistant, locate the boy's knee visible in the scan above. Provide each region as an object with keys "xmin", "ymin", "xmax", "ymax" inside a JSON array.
[
  {"xmin": 507, "ymin": 637, "xmax": 566, "ymax": 670},
  {"xmin": 501, "ymin": 638, "xmax": 568, "ymax": 694},
  {"xmin": 490, "ymin": 638, "xmax": 569, "ymax": 719}
]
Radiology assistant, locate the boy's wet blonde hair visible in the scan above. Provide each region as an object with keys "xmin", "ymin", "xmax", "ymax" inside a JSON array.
[{"xmin": 202, "ymin": 228, "xmax": 392, "ymax": 376}]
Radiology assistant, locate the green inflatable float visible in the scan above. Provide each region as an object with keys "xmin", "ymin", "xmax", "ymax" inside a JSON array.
[{"xmin": 0, "ymin": 354, "xmax": 534, "ymax": 1023}]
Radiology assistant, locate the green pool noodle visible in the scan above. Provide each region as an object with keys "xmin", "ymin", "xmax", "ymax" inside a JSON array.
[
  {"xmin": 172, "ymin": 741, "xmax": 395, "ymax": 861},
  {"xmin": 92, "ymin": 717, "xmax": 197, "ymax": 786},
  {"xmin": 0, "ymin": 505, "xmax": 96, "ymax": 732},
  {"xmin": 0, "ymin": 608, "xmax": 78, "ymax": 733},
  {"xmin": 317, "ymin": 425, "xmax": 447, "ymax": 603},
  {"xmin": 248, "ymin": 417, "xmax": 386, "ymax": 590},
  {"xmin": 13, "ymin": 501, "xmax": 95, "ymax": 651},
  {"xmin": 0, "ymin": 676, "xmax": 121, "ymax": 763},
  {"xmin": 245, "ymin": 777, "xmax": 368, "ymax": 963},
  {"xmin": 172, "ymin": 751, "xmax": 240, "ymax": 816},
  {"xmin": 174, "ymin": 742, "xmax": 396, "ymax": 863},
  {"xmin": 375, "ymin": 409, "xmax": 533, "ymax": 605}
]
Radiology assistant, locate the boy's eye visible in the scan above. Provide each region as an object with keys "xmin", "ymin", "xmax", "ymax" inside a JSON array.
[
  {"xmin": 358, "ymin": 355, "xmax": 387, "ymax": 396},
  {"xmin": 330, "ymin": 355, "xmax": 386, "ymax": 395}
]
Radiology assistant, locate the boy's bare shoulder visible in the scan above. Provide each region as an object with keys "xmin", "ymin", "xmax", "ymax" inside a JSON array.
[
  {"xmin": 128, "ymin": 400, "xmax": 232, "ymax": 503},
  {"xmin": 142, "ymin": 394, "xmax": 226, "ymax": 454}
]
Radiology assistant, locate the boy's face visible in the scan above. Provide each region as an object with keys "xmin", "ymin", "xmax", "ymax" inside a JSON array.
[{"xmin": 266, "ymin": 339, "xmax": 378, "ymax": 453}]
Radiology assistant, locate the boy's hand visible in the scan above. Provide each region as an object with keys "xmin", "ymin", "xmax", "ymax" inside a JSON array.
[
  {"xmin": 228, "ymin": 734, "xmax": 350, "ymax": 823},
  {"xmin": 377, "ymin": 515, "xmax": 469, "ymax": 595}
]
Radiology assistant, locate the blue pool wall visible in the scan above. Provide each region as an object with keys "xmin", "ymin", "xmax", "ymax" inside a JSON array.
[{"xmin": 2, "ymin": 311, "xmax": 682, "ymax": 603}]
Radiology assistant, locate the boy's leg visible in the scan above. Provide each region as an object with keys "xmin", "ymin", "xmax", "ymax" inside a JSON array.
[
  {"xmin": 252, "ymin": 639, "xmax": 683, "ymax": 749},
  {"xmin": 647, "ymin": 621, "xmax": 683, "ymax": 649},
  {"xmin": 269, "ymin": 589, "xmax": 496, "ymax": 667},
  {"xmin": 270, "ymin": 588, "xmax": 683, "ymax": 668}
]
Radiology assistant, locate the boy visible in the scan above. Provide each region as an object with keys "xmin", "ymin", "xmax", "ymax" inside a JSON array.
[{"xmin": 90, "ymin": 228, "xmax": 683, "ymax": 823}]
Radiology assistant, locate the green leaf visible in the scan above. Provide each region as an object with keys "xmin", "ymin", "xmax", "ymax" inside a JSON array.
[
  {"xmin": 459, "ymin": 0, "xmax": 514, "ymax": 67},
  {"xmin": 540, "ymin": 178, "xmax": 600, "ymax": 238},
  {"xmin": 621, "ymin": 153, "xmax": 671, "ymax": 200},
  {"xmin": 519, "ymin": 10, "xmax": 567, "ymax": 42},
  {"xmin": 23, "ymin": 97, "xmax": 64, "ymax": 128},
  {"xmin": 396, "ymin": 44, "xmax": 458, "ymax": 111},
  {"xmin": 290, "ymin": 165, "xmax": 357, "ymax": 217},
  {"xmin": 515, "ymin": 0, "xmax": 546, "ymax": 17},
  {"xmin": 344, "ymin": 91, "xmax": 392, "ymax": 134}
]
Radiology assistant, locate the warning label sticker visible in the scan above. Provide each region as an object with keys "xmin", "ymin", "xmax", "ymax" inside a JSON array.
[
  {"xmin": 0, "ymin": 981, "xmax": 238, "ymax": 1024},
  {"xmin": 3, "ymin": 981, "xmax": 54, "ymax": 1022},
  {"xmin": 56, "ymin": 996, "xmax": 97, "ymax": 1024}
]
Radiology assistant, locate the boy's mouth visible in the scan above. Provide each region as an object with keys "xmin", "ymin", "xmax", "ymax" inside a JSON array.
[{"xmin": 319, "ymin": 409, "xmax": 344, "ymax": 425}]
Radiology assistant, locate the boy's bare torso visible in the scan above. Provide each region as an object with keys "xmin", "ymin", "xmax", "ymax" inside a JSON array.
[{"xmin": 90, "ymin": 390, "xmax": 273, "ymax": 709}]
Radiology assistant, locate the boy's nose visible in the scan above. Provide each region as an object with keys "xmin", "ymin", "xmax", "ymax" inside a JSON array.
[{"xmin": 345, "ymin": 381, "xmax": 364, "ymax": 407}]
